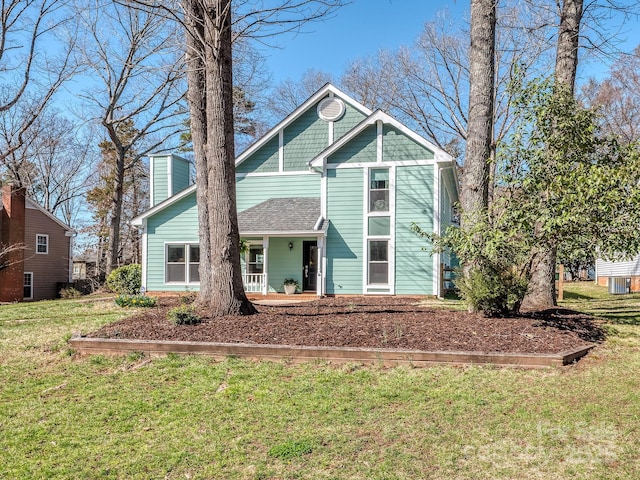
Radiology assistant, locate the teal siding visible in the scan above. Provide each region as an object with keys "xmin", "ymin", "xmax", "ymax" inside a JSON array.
[
  {"xmin": 326, "ymin": 168, "xmax": 363, "ymax": 294},
  {"xmin": 236, "ymin": 136, "xmax": 279, "ymax": 174},
  {"xmin": 327, "ymin": 125, "xmax": 377, "ymax": 164},
  {"xmin": 333, "ymin": 102, "xmax": 368, "ymax": 141},
  {"xmin": 235, "ymin": 174, "xmax": 320, "ymax": 212},
  {"xmin": 265, "ymin": 237, "xmax": 315, "ymax": 293},
  {"xmin": 383, "ymin": 126, "xmax": 434, "ymax": 161},
  {"xmin": 152, "ymin": 155, "xmax": 169, "ymax": 206},
  {"xmin": 146, "ymin": 191, "xmax": 199, "ymax": 292},
  {"xmin": 172, "ymin": 156, "xmax": 191, "ymax": 194},
  {"xmin": 395, "ymin": 165, "xmax": 435, "ymax": 295},
  {"xmin": 283, "ymin": 103, "xmax": 328, "ymax": 171}
]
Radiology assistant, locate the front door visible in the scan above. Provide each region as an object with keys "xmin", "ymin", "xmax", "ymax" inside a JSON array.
[{"xmin": 302, "ymin": 241, "xmax": 318, "ymax": 292}]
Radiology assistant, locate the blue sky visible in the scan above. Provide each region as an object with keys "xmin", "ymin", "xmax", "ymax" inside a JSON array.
[{"xmin": 263, "ymin": 0, "xmax": 640, "ymax": 85}]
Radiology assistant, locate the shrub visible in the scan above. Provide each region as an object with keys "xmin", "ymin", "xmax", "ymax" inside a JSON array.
[
  {"xmin": 456, "ymin": 266, "xmax": 528, "ymax": 317},
  {"xmin": 168, "ymin": 305, "xmax": 202, "ymax": 325},
  {"xmin": 59, "ymin": 287, "xmax": 82, "ymax": 299},
  {"xmin": 115, "ymin": 294, "xmax": 157, "ymax": 308},
  {"xmin": 179, "ymin": 291, "xmax": 197, "ymax": 305},
  {"xmin": 106, "ymin": 264, "xmax": 142, "ymax": 295}
]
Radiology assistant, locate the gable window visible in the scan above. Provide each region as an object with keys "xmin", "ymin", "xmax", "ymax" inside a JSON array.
[
  {"xmin": 369, "ymin": 169, "xmax": 389, "ymax": 212},
  {"xmin": 166, "ymin": 243, "xmax": 200, "ymax": 284},
  {"xmin": 36, "ymin": 234, "xmax": 48, "ymax": 254},
  {"xmin": 24, "ymin": 272, "xmax": 33, "ymax": 299}
]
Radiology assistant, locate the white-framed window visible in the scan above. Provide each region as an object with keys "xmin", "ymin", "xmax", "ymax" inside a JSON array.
[
  {"xmin": 36, "ymin": 234, "xmax": 48, "ymax": 254},
  {"xmin": 247, "ymin": 246, "xmax": 264, "ymax": 274},
  {"xmin": 24, "ymin": 272, "xmax": 33, "ymax": 299},
  {"xmin": 369, "ymin": 168, "xmax": 389, "ymax": 212},
  {"xmin": 368, "ymin": 240, "xmax": 389, "ymax": 284},
  {"xmin": 166, "ymin": 243, "xmax": 200, "ymax": 284},
  {"xmin": 365, "ymin": 167, "xmax": 394, "ymax": 291}
]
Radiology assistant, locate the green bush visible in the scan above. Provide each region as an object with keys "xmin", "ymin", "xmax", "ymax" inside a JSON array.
[
  {"xmin": 456, "ymin": 266, "xmax": 528, "ymax": 317},
  {"xmin": 168, "ymin": 305, "xmax": 202, "ymax": 325},
  {"xmin": 106, "ymin": 264, "xmax": 142, "ymax": 294},
  {"xmin": 179, "ymin": 292, "xmax": 197, "ymax": 305},
  {"xmin": 115, "ymin": 294, "xmax": 157, "ymax": 308}
]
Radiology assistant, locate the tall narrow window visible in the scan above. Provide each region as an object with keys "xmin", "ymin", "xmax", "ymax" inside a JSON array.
[
  {"xmin": 36, "ymin": 234, "xmax": 48, "ymax": 254},
  {"xmin": 188, "ymin": 245, "xmax": 200, "ymax": 283},
  {"xmin": 24, "ymin": 272, "xmax": 33, "ymax": 299},
  {"xmin": 368, "ymin": 240, "xmax": 389, "ymax": 284},
  {"xmin": 369, "ymin": 169, "xmax": 389, "ymax": 212}
]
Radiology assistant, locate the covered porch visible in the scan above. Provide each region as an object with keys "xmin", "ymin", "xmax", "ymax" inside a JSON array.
[{"xmin": 238, "ymin": 197, "xmax": 327, "ymax": 296}]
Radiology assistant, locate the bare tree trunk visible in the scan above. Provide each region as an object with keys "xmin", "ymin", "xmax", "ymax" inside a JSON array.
[
  {"xmin": 522, "ymin": 0, "xmax": 582, "ymax": 311},
  {"xmin": 106, "ymin": 152, "xmax": 126, "ymax": 273},
  {"xmin": 461, "ymin": 0, "xmax": 496, "ymax": 220},
  {"xmin": 185, "ymin": 0, "xmax": 255, "ymax": 316},
  {"xmin": 460, "ymin": 0, "xmax": 497, "ymax": 311}
]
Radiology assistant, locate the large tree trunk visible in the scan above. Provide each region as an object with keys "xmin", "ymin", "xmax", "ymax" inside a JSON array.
[
  {"xmin": 184, "ymin": 0, "xmax": 255, "ymax": 316},
  {"xmin": 460, "ymin": 0, "xmax": 496, "ymax": 311},
  {"xmin": 106, "ymin": 152, "xmax": 126, "ymax": 274},
  {"xmin": 522, "ymin": 0, "xmax": 582, "ymax": 311}
]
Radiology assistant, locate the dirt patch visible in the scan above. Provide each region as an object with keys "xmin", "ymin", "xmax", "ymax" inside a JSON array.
[{"xmin": 87, "ymin": 296, "xmax": 604, "ymax": 355}]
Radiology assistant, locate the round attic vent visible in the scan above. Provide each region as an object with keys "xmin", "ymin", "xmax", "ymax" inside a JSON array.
[{"xmin": 317, "ymin": 97, "xmax": 345, "ymax": 122}]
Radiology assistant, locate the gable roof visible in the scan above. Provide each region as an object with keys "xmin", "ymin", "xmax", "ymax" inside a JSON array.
[
  {"xmin": 308, "ymin": 110, "xmax": 454, "ymax": 168},
  {"xmin": 238, "ymin": 197, "xmax": 326, "ymax": 236},
  {"xmin": 235, "ymin": 83, "xmax": 373, "ymax": 168},
  {"xmin": 24, "ymin": 198, "xmax": 74, "ymax": 232}
]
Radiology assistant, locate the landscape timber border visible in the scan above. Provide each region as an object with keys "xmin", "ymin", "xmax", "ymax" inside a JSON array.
[{"xmin": 69, "ymin": 336, "xmax": 595, "ymax": 368}]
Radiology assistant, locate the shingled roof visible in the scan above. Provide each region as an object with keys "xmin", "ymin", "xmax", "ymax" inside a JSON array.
[{"xmin": 238, "ymin": 197, "xmax": 326, "ymax": 235}]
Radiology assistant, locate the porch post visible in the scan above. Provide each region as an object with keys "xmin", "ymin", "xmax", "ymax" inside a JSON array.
[
  {"xmin": 262, "ymin": 236, "xmax": 269, "ymax": 295},
  {"xmin": 317, "ymin": 236, "xmax": 325, "ymax": 296}
]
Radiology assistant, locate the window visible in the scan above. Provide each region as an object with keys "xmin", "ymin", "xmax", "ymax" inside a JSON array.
[
  {"xmin": 36, "ymin": 234, "xmax": 48, "ymax": 254},
  {"xmin": 368, "ymin": 241, "xmax": 389, "ymax": 284},
  {"xmin": 24, "ymin": 273, "xmax": 33, "ymax": 299},
  {"xmin": 369, "ymin": 169, "xmax": 389, "ymax": 212},
  {"xmin": 247, "ymin": 247, "xmax": 264, "ymax": 274},
  {"xmin": 166, "ymin": 244, "xmax": 200, "ymax": 283}
]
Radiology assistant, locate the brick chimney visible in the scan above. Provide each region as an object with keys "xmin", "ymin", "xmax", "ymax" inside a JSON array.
[{"xmin": 0, "ymin": 183, "xmax": 26, "ymax": 302}]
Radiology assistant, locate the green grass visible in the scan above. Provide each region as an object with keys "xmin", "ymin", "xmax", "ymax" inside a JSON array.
[{"xmin": 1, "ymin": 288, "xmax": 640, "ymax": 479}]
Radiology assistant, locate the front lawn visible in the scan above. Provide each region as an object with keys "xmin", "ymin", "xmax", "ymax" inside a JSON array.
[{"xmin": 1, "ymin": 287, "xmax": 639, "ymax": 479}]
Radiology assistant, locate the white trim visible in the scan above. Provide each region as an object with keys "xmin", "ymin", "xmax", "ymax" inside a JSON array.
[
  {"xmin": 433, "ymin": 164, "xmax": 442, "ymax": 298},
  {"xmin": 236, "ymin": 83, "xmax": 372, "ymax": 168},
  {"xmin": 23, "ymin": 272, "xmax": 33, "ymax": 300},
  {"xmin": 363, "ymin": 166, "xmax": 395, "ymax": 294},
  {"xmin": 236, "ymin": 170, "xmax": 317, "ymax": 179},
  {"xmin": 35, "ymin": 233, "xmax": 49, "ymax": 254},
  {"xmin": 239, "ymin": 230, "xmax": 325, "ymax": 237},
  {"xmin": 317, "ymin": 236, "xmax": 325, "ymax": 296},
  {"xmin": 164, "ymin": 241, "xmax": 200, "ymax": 285},
  {"xmin": 25, "ymin": 198, "xmax": 73, "ymax": 232},
  {"xmin": 149, "ymin": 156, "xmax": 155, "ymax": 206},
  {"xmin": 328, "ymin": 159, "xmax": 439, "ymax": 169},
  {"xmin": 262, "ymin": 236, "xmax": 269, "ymax": 295},
  {"xmin": 309, "ymin": 110, "xmax": 454, "ymax": 169},
  {"xmin": 141, "ymin": 221, "xmax": 148, "ymax": 290},
  {"xmin": 131, "ymin": 184, "xmax": 196, "ymax": 226},
  {"xmin": 321, "ymin": 169, "xmax": 328, "ymax": 219},
  {"xmin": 167, "ymin": 155, "xmax": 173, "ymax": 197},
  {"xmin": 376, "ymin": 120, "xmax": 383, "ymax": 163},
  {"xmin": 278, "ymin": 130, "xmax": 284, "ymax": 172}
]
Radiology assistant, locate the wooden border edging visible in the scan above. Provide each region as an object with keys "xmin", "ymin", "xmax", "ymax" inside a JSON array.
[{"xmin": 69, "ymin": 336, "xmax": 595, "ymax": 368}]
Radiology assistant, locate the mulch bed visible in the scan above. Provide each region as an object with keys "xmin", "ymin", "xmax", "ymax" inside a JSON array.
[{"xmin": 88, "ymin": 296, "xmax": 605, "ymax": 354}]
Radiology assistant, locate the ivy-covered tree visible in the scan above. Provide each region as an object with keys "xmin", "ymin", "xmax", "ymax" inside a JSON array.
[
  {"xmin": 424, "ymin": 77, "xmax": 640, "ymax": 316},
  {"xmin": 86, "ymin": 121, "xmax": 149, "ymax": 276}
]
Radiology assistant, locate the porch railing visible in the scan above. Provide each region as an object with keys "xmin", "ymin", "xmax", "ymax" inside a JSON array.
[{"xmin": 243, "ymin": 273, "xmax": 265, "ymax": 293}]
